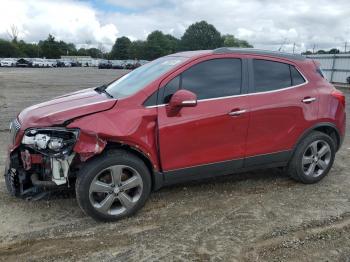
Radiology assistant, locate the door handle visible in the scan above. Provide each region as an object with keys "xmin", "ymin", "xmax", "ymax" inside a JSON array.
[
  {"xmin": 302, "ymin": 97, "xmax": 316, "ymax": 103},
  {"xmin": 228, "ymin": 109, "xmax": 247, "ymax": 116}
]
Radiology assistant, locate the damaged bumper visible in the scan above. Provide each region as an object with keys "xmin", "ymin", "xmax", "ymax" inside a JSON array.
[{"xmin": 5, "ymin": 119, "xmax": 106, "ymax": 198}]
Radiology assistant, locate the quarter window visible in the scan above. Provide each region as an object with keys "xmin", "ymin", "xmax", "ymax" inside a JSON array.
[
  {"xmin": 290, "ymin": 66, "xmax": 306, "ymax": 85},
  {"xmin": 143, "ymin": 91, "xmax": 158, "ymax": 107},
  {"xmin": 253, "ymin": 60, "xmax": 292, "ymax": 92},
  {"xmin": 162, "ymin": 58, "xmax": 242, "ymax": 102},
  {"xmin": 163, "ymin": 76, "xmax": 180, "ymax": 103}
]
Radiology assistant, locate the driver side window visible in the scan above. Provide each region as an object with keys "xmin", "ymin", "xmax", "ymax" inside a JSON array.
[{"xmin": 161, "ymin": 58, "xmax": 242, "ymax": 104}]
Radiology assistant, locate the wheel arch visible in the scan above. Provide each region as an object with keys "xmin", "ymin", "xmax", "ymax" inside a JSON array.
[
  {"xmin": 103, "ymin": 141, "xmax": 163, "ymax": 191},
  {"xmin": 293, "ymin": 122, "xmax": 341, "ymax": 154}
]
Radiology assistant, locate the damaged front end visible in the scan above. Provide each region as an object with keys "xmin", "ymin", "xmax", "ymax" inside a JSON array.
[{"xmin": 4, "ymin": 119, "xmax": 105, "ymax": 199}]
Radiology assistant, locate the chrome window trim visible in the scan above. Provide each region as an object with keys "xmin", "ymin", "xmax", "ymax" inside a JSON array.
[{"xmin": 145, "ymin": 66, "xmax": 308, "ymax": 109}]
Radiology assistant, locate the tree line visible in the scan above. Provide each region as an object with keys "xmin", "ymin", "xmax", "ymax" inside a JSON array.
[{"xmin": 0, "ymin": 21, "xmax": 252, "ymax": 60}]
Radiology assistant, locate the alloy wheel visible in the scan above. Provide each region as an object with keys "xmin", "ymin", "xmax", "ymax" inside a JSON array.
[
  {"xmin": 302, "ymin": 140, "xmax": 331, "ymax": 177},
  {"xmin": 89, "ymin": 165, "xmax": 143, "ymax": 216}
]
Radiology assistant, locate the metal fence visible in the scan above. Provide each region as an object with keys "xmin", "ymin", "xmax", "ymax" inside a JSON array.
[{"xmin": 306, "ymin": 54, "xmax": 350, "ymax": 84}]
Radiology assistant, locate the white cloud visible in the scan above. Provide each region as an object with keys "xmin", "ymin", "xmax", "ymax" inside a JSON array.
[
  {"xmin": 105, "ymin": 0, "xmax": 166, "ymax": 9},
  {"xmin": 102, "ymin": 0, "xmax": 350, "ymax": 52},
  {"xmin": 0, "ymin": 0, "xmax": 118, "ymax": 49},
  {"xmin": 0, "ymin": 0, "xmax": 349, "ymax": 53}
]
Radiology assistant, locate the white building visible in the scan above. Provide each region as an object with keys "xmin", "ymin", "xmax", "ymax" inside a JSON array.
[{"xmin": 306, "ymin": 54, "xmax": 350, "ymax": 84}]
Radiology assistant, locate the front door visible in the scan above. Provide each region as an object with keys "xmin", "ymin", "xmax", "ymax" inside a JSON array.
[{"xmin": 157, "ymin": 57, "xmax": 250, "ymax": 181}]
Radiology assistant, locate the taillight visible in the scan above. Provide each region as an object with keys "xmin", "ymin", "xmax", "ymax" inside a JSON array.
[{"xmin": 331, "ymin": 89, "xmax": 345, "ymax": 108}]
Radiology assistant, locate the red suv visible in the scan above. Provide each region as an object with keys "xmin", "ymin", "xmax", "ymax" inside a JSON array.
[{"xmin": 5, "ymin": 48, "xmax": 346, "ymax": 221}]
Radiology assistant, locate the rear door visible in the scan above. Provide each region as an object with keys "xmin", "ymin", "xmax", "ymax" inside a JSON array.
[
  {"xmin": 157, "ymin": 57, "xmax": 251, "ymax": 180},
  {"xmin": 245, "ymin": 58, "xmax": 319, "ymax": 166}
]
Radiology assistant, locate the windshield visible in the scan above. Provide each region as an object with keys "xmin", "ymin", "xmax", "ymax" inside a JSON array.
[{"xmin": 105, "ymin": 56, "xmax": 187, "ymax": 99}]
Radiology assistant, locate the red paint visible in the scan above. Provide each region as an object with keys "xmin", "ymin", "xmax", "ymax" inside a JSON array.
[
  {"xmin": 31, "ymin": 154, "xmax": 43, "ymax": 164},
  {"xmin": 74, "ymin": 130, "xmax": 107, "ymax": 161},
  {"xmin": 18, "ymin": 88, "xmax": 116, "ymax": 129},
  {"xmin": 158, "ymin": 94, "xmax": 250, "ymax": 171},
  {"xmin": 166, "ymin": 89, "xmax": 197, "ymax": 116},
  {"xmin": 9, "ymin": 51, "xmax": 346, "ymax": 174}
]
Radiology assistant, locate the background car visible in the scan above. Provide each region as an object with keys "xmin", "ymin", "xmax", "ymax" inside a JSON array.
[
  {"xmin": 56, "ymin": 59, "xmax": 65, "ymax": 67},
  {"xmin": 16, "ymin": 58, "xmax": 32, "ymax": 67},
  {"xmin": 111, "ymin": 60, "xmax": 124, "ymax": 69},
  {"xmin": 0, "ymin": 58, "xmax": 16, "ymax": 67},
  {"xmin": 31, "ymin": 58, "xmax": 46, "ymax": 67},
  {"xmin": 123, "ymin": 59, "xmax": 138, "ymax": 69},
  {"xmin": 46, "ymin": 59, "xmax": 57, "ymax": 67},
  {"xmin": 98, "ymin": 60, "xmax": 112, "ymax": 69},
  {"xmin": 62, "ymin": 60, "xmax": 72, "ymax": 67},
  {"xmin": 70, "ymin": 61, "xmax": 81, "ymax": 67}
]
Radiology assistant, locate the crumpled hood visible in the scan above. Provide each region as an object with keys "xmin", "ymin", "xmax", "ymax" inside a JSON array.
[{"xmin": 18, "ymin": 88, "xmax": 117, "ymax": 128}]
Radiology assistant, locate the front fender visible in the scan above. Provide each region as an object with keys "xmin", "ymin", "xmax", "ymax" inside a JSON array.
[
  {"xmin": 67, "ymin": 106, "xmax": 159, "ymax": 169},
  {"xmin": 73, "ymin": 130, "xmax": 107, "ymax": 161}
]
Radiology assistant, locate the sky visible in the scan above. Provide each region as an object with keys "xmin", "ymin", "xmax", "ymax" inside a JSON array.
[{"xmin": 0, "ymin": 0, "xmax": 349, "ymax": 53}]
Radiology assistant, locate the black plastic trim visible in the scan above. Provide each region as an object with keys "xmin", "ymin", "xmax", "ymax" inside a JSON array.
[
  {"xmin": 152, "ymin": 170, "xmax": 164, "ymax": 191},
  {"xmin": 293, "ymin": 122, "xmax": 342, "ymax": 152},
  {"xmin": 159, "ymin": 150, "xmax": 292, "ymax": 187},
  {"xmin": 241, "ymin": 58, "xmax": 249, "ymax": 95},
  {"xmin": 244, "ymin": 150, "xmax": 291, "ymax": 167},
  {"xmin": 163, "ymin": 158, "xmax": 244, "ymax": 185},
  {"xmin": 213, "ymin": 48, "xmax": 306, "ymax": 61}
]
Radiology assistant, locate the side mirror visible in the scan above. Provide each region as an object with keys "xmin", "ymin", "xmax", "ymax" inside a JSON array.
[{"xmin": 167, "ymin": 89, "xmax": 197, "ymax": 116}]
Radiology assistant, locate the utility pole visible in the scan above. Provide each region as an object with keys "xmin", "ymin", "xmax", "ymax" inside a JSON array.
[
  {"xmin": 312, "ymin": 44, "xmax": 316, "ymax": 54},
  {"xmin": 292, "ymin": 42, "xmax": 296, "ymax": 54},
  {"xmin": 345, "ymin": 41, "xmax": 348, "ymax": 53}
]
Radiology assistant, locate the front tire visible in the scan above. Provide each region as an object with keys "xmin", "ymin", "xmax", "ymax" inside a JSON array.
[
  {"xmin": 76, "ymin": 150, "xmax": 151, "ymax": 222},
  {"xmin": 287, "ymin": 131, "xmax": 335, "ymax": 184}
]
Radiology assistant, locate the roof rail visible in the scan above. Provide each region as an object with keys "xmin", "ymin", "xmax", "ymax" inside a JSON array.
[{"xmin": 213, "ymin": 47, "xmax": 305, "ymax": 61}]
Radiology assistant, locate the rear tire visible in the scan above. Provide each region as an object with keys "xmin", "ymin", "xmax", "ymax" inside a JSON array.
[
  {"xmin": 287, "ymin": 131, "xmax": 335, "ymax": 184},
  {"xmin": 75, "ymin": 149, "xmax": 151, "ymax": 222}
]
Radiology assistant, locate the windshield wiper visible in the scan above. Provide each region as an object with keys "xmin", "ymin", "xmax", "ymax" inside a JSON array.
[{"xmin": 95, "ymin": 84, "xmax": 113, "ymax": 98}]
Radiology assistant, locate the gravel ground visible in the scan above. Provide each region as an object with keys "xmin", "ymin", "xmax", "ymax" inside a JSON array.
[{"xmin": 0, "ymin": 67, "xmax": 349, "ymax": 261}]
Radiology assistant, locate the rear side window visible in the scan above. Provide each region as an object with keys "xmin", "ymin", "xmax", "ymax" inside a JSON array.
[
  {"xmin": 162, "ymin": 58, "xmax": 242, "ymax": 103},
  {"xmin": 290, "ymin": 66, "xmax": 306, "ymax": 85},
  {"xmin": 253, "ymin": 60, "xmax": 291, "ymax": 92}
]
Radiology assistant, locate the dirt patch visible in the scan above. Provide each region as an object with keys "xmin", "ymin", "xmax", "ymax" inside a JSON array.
[{"xmin": 0, "ymin": 67, "xmax": 349, "ymax": 261}]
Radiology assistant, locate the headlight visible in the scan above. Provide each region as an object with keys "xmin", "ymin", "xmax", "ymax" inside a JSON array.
[
  {"xmin": 9, "ymin": 119, "xmax": 21, "ymax": 144},
  {"xmin": 22, "ymin": 128, "xmax": 79, "ymax": 156}
]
